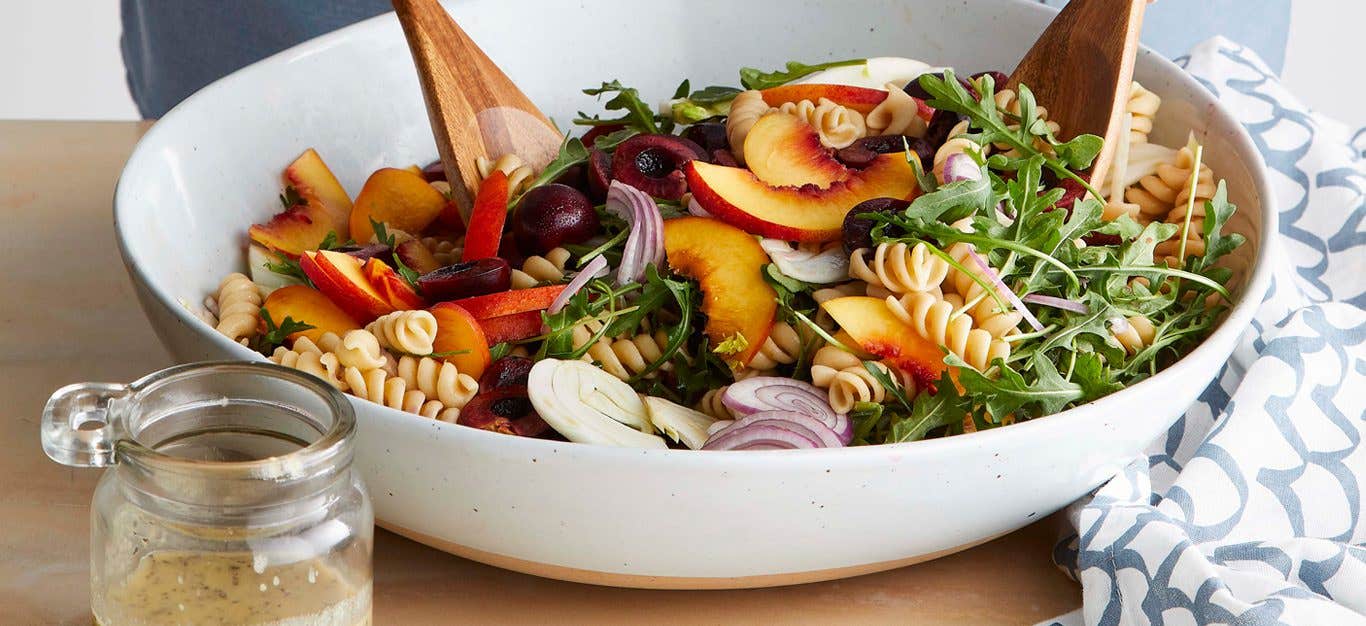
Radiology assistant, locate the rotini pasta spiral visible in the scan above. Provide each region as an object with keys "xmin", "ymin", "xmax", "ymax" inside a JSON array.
[
  {"xmin": 510, "ymin": 247, "xmax": 571, "ymax": 289},
  {"xmin": 366, "ymin": 310, "xmax": 439, "ymax": 355},
  {"xmin": 342, "ymin": 366, "xmax": 447, "ymax": 418},
  {"xmin": 746, "ymin": 321, "xmax": 805, "ymax": 371},
  {"xmin": 316, "ymin": 329, "xmax": 388, "ymax": 371},
  {"xmin": 942, "ymin": 242, "xmax": 1023, "ymax": 339},
  {"xmin": 1122, "ymin": 146, "xmax": 1206, "ymax": 223},
  {"xmin": 726, "ymin": 90, "xmax": 770, "ymax": 161},
  {"xmin": 571, "ymin": 319, "xmax": 673, "ymax": 381},
  {"xmin": 810, "ymin": 344, "xmax": 863, "ymax": 389},
  {"xmin": 848, "ymin": 242, "xmax": 949, "ymax": 296},
  {"xmin": 1110, "ymin": 315, "xmax": 1157, "ymax": 355},
  {"xmin": 992, "ymin": 89, "xmax": 1061, "ymax": 158},
  {"xmin": 214, "ymin": 273, "xmax": 262, "ymax": 342},
  {"xmin": 827, "ymin": 360, "xmax": 917, "ymax": 414},
  {"xmin": 865, "ymin": 82, "xmax": 927, "ymax": 138},
  {"xmin": 476, "ymin": 153, "xmax": 537, "ymax": 196},
  {"xmin": 776, "ymin": 98, "xmax": 867, "ymax": 149},
  {"xmin": 421, "ymin": 236, "xmax": 462, "ymax": 266},
  {"xmin": 695, "ymin": 386, "xmax": 735, "ymax": 420},
  {"xmin": 269, "ymin": 345, "xmax": 344, "ymax": 389},
  {"xmin": 1153, "ymin": 146, "xmax": 1217, "ymax": 265},
  {"xmin": 884, "ymin": 292, "xmax": 1010, "ymax": 371},
  {"xmin": 1126, "ymin": 82, "xmax": 1161, "ymax": 145},
  {"xmin": 933, "ymin": 120, "xmax": 983, "ymax": 183},
  {"xmin": 396, "ymin": 355, "xmax": 479, "ymax": 409}
]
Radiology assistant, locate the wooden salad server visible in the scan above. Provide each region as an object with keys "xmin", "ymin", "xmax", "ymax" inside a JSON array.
[
  {"xmin": 1007, "ymin": 0, "xmax": 1147, "ymax": 188},
  {"xmin": 393, "ymin": 0, "xmax": 563, "ymax": 220}
]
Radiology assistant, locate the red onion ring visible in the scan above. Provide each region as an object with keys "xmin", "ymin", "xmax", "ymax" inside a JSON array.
[
  {"xmin": 703, "ymin": 411, "xmax": 843, "ymax": 450},
  {"xmin": 1021, "ymin": 293, "xmax": 1089, "ymax": 314},
  {"xmin": 966, "ymin": 248, "xmax": 1044, "ymax": 331},
  {"xmin": 547, "ymin": 254, "xmax": 608, "ymax": 315},
  {"xmin": 721, "ymin": 378, "xmax": 851, "ymax": 445},
  {"xmin": 702, "ymin": 423, "xmax": 821, "ymax": 450},
  {"xmin": 605, "ymin": 180, "xmax": 664, "ymax": 286},
  {"xmin": 686, "ymin": 195, "xmax": 713, "ymax": 218},
  {"xmin": 941, "ymin": 152, "xmax": 982, "ymax": 183}
]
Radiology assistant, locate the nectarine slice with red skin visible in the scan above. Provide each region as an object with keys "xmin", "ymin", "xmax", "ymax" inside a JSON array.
[
  {"xmin": 662, "ymin": 217, "xmax": 776, "ymax": 368},
  {"xmin": 349, "ymin": 168, "xmax": 449, "ymax": 244},
  {"xmin": 477, "ymin": 310, "xmax": 544, "ymax": 344},
  {"xmin": 262, "ymin": 284, "xmax": 361, "ymax": 343},
  {"xmin": 744, "ymin": 113, "xmax": 851, "ymax": 188},
  {"xmin": 362, "ymin": 257, "xmax": 426, "ymax": 311},
  {"xmin": 446, "ymin": 285, "xmax": 566, "ymax": 319},
  {"xmin": 249, "ymin": 148, "xmax": 353, "ymax": 256},
  {"xmin": 394, "ymin": 238, "xmax": 442, "ymax": 274},
  {"xmin": 819, "ymin": 296, "xmax": 947, "ymax": 388},
  {"xmin": 760, "ymin": 84, "xmax": 890, "ymax": 115},
  {"xmin": 428, "ymin": 302, "xmax": 492, "ymax": 379},
  {"xmin": 301, "ymin": 249, "xmax": 396, "ymax": 323},
  {"xmin": 685, "ymin": 152, "xmax": 918, "ymax": 243},
  {"xmin": 461, "ymin": 170, "xmax": 509, "ymax": 261}
]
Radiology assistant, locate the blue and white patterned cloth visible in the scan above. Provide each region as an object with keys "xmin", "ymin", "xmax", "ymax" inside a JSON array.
[{"xmin": 1044, "ymin": 37, "xmax": 1366, "ymax": 626}]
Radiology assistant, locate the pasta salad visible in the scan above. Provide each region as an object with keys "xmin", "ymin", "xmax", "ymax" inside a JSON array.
[{"xmin": 204, "ymin": 57, "xmax": 1245, "ymax": 450}]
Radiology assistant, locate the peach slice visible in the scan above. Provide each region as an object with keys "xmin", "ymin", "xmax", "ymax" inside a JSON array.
[
  {"xmin": 820, "ymin": 296, "xmax": 946, "ymax": 387},
  {"xmin": 349, "ymin": 167, "xmax": 449, "ymax": 244},
  {"xmin": 744, "ymin": 112, "xmax": 851, "ymax": 188},
  {"xmin": 261, "ymin": 285, "xmax": 361, "ymax": 343},
  {"xmin": 446, "ymin": 285, "xmax": 566, "ymax": 320},
  {"xmin": 300, "ymin": 249, "xmax": 395, "ymax": 323},
  {"xmin": 477, "ymin": 310, "xmax": 544, "ymax": 345},
  {"xmin": 362, "ymin": 257, "xmax": 426, "ymax": 311},
  {"xmin": 249, "ymin": 148, "xmax": 353, "ymax": 256},
  {"xmin": 394, "ymin": 238, "xmax": 442, "ymax": 274},
  {"xmin": 428, "ymin": 302, "xmax": 492, "ymax": 379},
  {"xmin": 662, "ymin": 216, "xmax": 776, "ymax": 368},
  {"xmin": 760, "ymin": 84, "xmax": 890, "ymax": 115},
  {"xmin": 684, "ymin": 152, "xmax": 918, "ymax": 243}
]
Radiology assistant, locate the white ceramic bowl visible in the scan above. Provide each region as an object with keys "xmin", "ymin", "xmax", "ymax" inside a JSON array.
[{"xmin": 115, "ymin": 0, "xmax": 1273, "ymax": 588}]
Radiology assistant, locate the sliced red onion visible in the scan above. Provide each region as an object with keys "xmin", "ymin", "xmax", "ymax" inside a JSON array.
[
  {"xmin": 722, "ymin": 377, "xmax": 851, "ymax": 444},
  {"xmin": 966, "ymin": 248, "xmax": 1044, "ymax": 332},
  {"xmin": 605, "ymin": 180, "xmax": 664, "ymax": 286},
  {"xmin": 548, "ymin": 254, "xmax": 608, "ymax": 314},
  {"xmin": 687, "ymin": 195, "xmax": 712, "ymax": 218},
  {"xmin": 702, "ymin": 423, "xmax": 821, "ymax": 450},
  {"xmin": 1021, "ymin": 293, "xmax": 1089, "ymax": 314},
  {"xmin": 703, "ymin": 410, "xmax": 843, "ymax": 450},
  {"xmin": 941, "ymin": 152, "xmax": 982, "ymax": 183},
  {"xmin": 758, "ymin": 239, "xmax": 849, "ymax": 284}
]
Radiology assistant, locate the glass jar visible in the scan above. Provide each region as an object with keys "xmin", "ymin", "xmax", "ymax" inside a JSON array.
[{"xmin": 42, "ymin": 362, "xmax": 372, "ymax": 626}]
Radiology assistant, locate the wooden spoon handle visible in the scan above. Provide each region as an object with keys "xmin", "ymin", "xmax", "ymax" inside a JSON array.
[
  {"xmin": 1007, "ymin": 0, "xmax": 1146, "ymax": 187},
  {"xmin": 393, "ymin": 0, "xmax": 562, "ymax": 220}
]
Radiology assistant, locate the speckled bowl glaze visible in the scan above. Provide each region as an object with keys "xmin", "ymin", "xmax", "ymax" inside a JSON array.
[{"xmin": 114, "ymin": 0, "xmax": 1273, "ymax": 588}]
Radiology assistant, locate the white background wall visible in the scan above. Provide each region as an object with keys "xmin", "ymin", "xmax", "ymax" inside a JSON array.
[{"xmin": 1, "ymin": 1, "xmax": 1362, "ymax": 127}]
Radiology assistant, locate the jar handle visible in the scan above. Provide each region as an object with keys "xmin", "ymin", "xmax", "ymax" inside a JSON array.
[{"xmin": 42, "ymin": 382, "xmax": 130, "ymax": 467}]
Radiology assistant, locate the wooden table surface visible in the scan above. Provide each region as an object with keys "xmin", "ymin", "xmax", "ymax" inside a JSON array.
[{"xmin": 0, "ymin": 120, "xmax": 1082, "ymax": 625}]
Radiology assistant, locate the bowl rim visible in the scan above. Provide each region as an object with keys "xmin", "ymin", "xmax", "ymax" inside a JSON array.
[{"xmin": 113, "ymin": 2, "xmax": 1278, "ymax": 462}]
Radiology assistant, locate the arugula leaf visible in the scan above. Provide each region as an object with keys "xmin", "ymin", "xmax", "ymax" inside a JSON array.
[
  {"xmin": 739, "ymin": 58, "xmax": 865, "ymax": 90},
  {"xmin": 689, "ymin": 85, "xmax": 743, "ymax": 105},
  {"xmin": 1072, "ymin": 351, "xmax": 1123, "ymax": 402},
  {"xmin": 257, "ymin": 308, "xmax": 315, "ymax": 352},
  {"xmin": 888, "ymin": 371, "xmax": 971, "ymax": 443},
  {"xmin": 862, "ymin": 361, "xmax": 915, "ymax": 414},
  {"xmin": 578, "ymin": 80, "xmax": 660, "ymax": 134},
  {"xmin": 488, "ymin": 343, "xmax": 513, "ymax": 361},
  {"xmin": 279, "ymin": 185, "xmax": 306, "ymax": 209},
  {"xmin": 1192, "ymin": 181, "xmax": 1245, "ymax": 273},
  {"xmin": 672, "ymin": 79, "xmax": 690, "ymax": 100},
  {"xmin": 593, "ymin": 128, "xmax": 639, "ymax": 151},
  {"xmin": 369, "ymin": 218, "xmax": 422, "ymax": 288},
  {"xmin": 262, "ymin": 251, "xmax": 313, "ymax": 287},
  {"xmin": 521, "ymin": 136, "xmax": 590, "ymax": 197},
  {"xmin": 901, "ymin": 163, "xmax": 993, "ymax": 223},
  {"xmin": 950, "ymin": 354, "xmax": 1083, "ymax": 419}
]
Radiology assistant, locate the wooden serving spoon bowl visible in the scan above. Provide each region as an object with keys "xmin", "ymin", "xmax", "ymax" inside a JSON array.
[
  {"xmin": 1007, "ymin": 0, "xmax": 1148, "ymax": 188},
  {"xmin": 393, "ymin": 0, "xmax": 563, "ymax": 220}
]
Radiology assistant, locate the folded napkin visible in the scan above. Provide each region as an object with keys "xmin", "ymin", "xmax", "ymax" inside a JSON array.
[{"xmin": 1045, "ymin": 37, "xmax": 1366, "ymax": 626}]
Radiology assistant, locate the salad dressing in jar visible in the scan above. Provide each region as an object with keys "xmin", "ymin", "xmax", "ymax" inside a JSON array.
[{"xmin": 43, "ymin": 362, "xmax": 373, "ymax": 626}]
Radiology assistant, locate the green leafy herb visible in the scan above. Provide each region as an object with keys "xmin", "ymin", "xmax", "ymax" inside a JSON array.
[
  {"xmin": 279, "ymin": 185, "xmax": 307, "ymax": 209},
  {"xmin": 949, "ymin": 354, "xmax": 1082, "ymax": 420},
  {"xmin": 520, "ymin": 136, "xmax": 590, "ymax": 200},
  {"xmin": 578, "ymin": 80, "xmax": 661, "ymax": 134},
  {"xmin": 257, "ymin": 308, "xmax": 314, "ymax": 352},
  {"xmin": 861, "ymin": 361, "xmax": 915, "ymax": 414},
  {"xmin": 888, "ymin": 371, "xmax": 971, "ymax": 443},
  {"xmin": 488, "ymin": 343, "xmax": 513, "ymax": 361},
  {"xmin": 369, "ymin": 218, "xmax": 422, "ymax": 288},
  {"xmin": 262, "ymin": 251, "xmax": 312, "ymax": 287},
  {"xmin": 739, "ymin": 58, "xmax": 865, "ymax": 90},
  {"xmin": 689, "ymin": 85, "xmax": 743, "ymax": 105}
]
